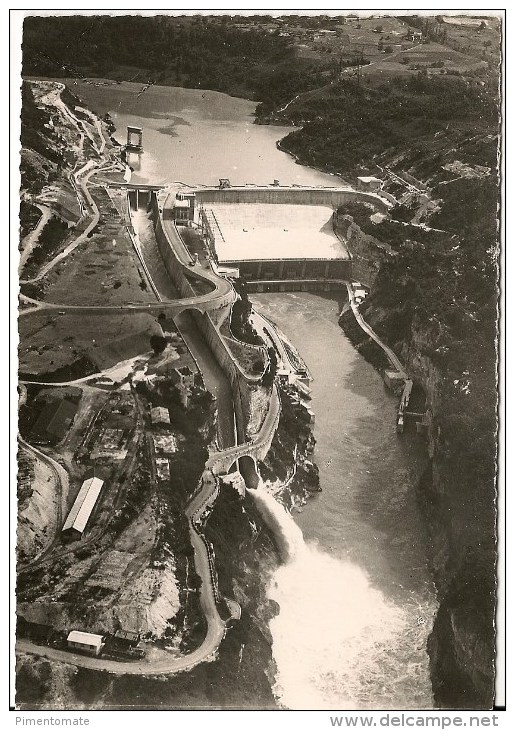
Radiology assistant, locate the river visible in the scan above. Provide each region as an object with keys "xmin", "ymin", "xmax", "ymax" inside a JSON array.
[
  {"xmin": 251, "ymin": 294, "xmax": 435, "ymax": 709},
  {"xmin": 73, "ymin": 80, "xmax": 436, "ymax": 709}
]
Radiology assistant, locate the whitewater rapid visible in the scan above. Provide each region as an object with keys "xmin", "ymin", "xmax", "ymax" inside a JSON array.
[{"xmin": 252, "ymin": 485, "xmax": 432, "ymax": 710}]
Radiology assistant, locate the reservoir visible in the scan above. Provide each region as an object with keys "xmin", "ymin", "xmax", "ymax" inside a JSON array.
[
  {"xmin": 74, "ymin": 80, "xmax": 437, "ymax": 709},
  {"xmin": 69, "ymin": 80, "xmax": 341, "ymax": 187}
]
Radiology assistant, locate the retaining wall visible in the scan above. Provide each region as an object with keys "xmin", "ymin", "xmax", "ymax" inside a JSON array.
[{"xmin": 151, "ymin": 193, "xmax": 263, "ymax": 447}]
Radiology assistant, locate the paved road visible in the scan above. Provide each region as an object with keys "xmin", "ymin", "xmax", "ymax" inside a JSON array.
[
  {"xmin": 345, "ymin": 282, "xmax": 407, "ymax": 378},
  {"xmin": 17, "ymin": 437, "xmax": 69, "ymax": 567}
]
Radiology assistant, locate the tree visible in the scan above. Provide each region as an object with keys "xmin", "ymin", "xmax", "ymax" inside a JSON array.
[
  {"xmin": 150, "ymin": 335, "xmax": 167, "ymax": 354},
  {"xmin": 262, "ymin": 347, "xmax": 278, "ymax": 386}
]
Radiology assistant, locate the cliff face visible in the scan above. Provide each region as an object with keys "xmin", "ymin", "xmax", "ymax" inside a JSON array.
[
  {"xmin": 258, "ymin": 381, "xmax": 320, "ymax": 506},
  {"xmin": 335, "ymin": 214, "xmax": 391, "ymax": 288},
  {"xmin": 341, "ymin": 205, "xmax": 497, "ymax": 708}
]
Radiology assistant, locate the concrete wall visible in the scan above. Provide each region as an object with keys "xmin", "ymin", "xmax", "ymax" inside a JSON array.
[
  {"xmin": 195, "ymin": 187, "xmax": 391, "ymax": 212},
  {"xmin": 246, "ymin": 280, "xmax": 347, "ymax": 294},
  {"xmin": 335, "ymin": 216, "xmax": 394, "ymax": 288},
  {"xmin": 150, "ymin": 193, "xmax": 263, "ymax": 446}
]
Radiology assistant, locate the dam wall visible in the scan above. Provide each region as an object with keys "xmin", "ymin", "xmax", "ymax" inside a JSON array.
[{"xmin": 195, "ymin": 186, "xmax": 391, "ymax": 212}]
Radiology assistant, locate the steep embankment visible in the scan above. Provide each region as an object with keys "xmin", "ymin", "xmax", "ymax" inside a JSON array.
[
  {"xmin": 338, "ymin": 172, "xmax": 498, "ymax": 708},
  {"xmin": 269, "ymin": 59, "xmax": 500, "ymax": 710}
]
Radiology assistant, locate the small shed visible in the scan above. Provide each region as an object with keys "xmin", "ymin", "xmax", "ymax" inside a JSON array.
[
  {"xmin": 67, "ymin": 630, "xmax": 105, "ymax": 656},
  {"xmin": 151, "ymin": 406, "xmax": 171, "ymax": 427},
  {"xmin": 357, "ymin": 176, "xmax": 383, "ymax": 192}
]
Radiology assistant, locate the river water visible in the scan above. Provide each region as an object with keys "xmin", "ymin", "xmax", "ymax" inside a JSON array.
[
  {"xmin": 251, "ymin": 294, "xmax": 435, "ymax": 709},
  {"xmin": 73, "ymin": 80, "xmax": 436, "ymax": 709}
]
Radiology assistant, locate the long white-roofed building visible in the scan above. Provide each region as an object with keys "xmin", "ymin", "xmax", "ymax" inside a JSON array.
[
  {"xmin": 61, "ymin": 476, "xmax": 104, "ymax": 541},
  {"xmin": 67, "ymin": 630, "xmax": 105, "ymax": 656}
]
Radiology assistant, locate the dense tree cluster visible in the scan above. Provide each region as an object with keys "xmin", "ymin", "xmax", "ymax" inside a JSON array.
[
  {"xmin": 280, "ymin": 75, "xmax": 498, "ymax": 178},
  {"xmin": 22, "ymin": 15, "xmax": 332, "ymax": 111}
]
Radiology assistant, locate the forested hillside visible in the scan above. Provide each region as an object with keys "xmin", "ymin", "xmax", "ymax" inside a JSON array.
[{"xmin": 22, "ymin": 15, "xmax": 332, "ymax": 110}]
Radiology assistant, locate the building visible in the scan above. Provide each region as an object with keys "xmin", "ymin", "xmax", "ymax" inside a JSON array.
[
  {"xmin": 114, "ymin": 629, "xmax": 140, "ymax": 646},
  {"xmin": 356, "ymin": 176, "xmax": 383, "ymax": 192},
  {"xmin": 152, "ymin": 433, "xmax": 178, "ymax": 454},
  {"xmin": 156, "ymin": 457, "xmax": 170, "ymax": 481},
  {"xmin": 172, "ymin": 191, "xmax": 196, "ymax": 223},
  {"xmin": 61, "ymin": 476, "xmax": 104, "ymax": 541},
  {"xmin": 170, "ymin": 366, "xmax": 196, "ymax": 390},
  {"xmin": 90, "ymin": 428, "xmax": 128, "ymax": 461},
  {"xmin": 29, "ymin": 399, "xmax": 78, "ymax": 444},
  {"xmin": 170, "ymin": 367, "xmax": 196, "ymax": 409},
  {"xmin": 67, "ymin": 630, "xmax": 105, "ymax": 656},
  {"xmin": 150, "ymin": 406, "xmax": 171, "ymax": 427}
]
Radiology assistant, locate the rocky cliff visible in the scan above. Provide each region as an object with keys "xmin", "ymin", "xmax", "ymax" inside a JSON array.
[{"xmin": 339, "ymin": 177, "xmax": 497, "ymax": 708}]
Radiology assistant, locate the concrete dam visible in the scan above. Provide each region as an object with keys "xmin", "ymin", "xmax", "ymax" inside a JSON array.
[{"xmin": 160, "ymin": 183, "xmax": 392, "ymax": 292}]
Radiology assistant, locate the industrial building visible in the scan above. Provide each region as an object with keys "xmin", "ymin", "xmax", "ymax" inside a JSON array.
[
  {"xmin": 171, "ymin": 191, "xmax": 196, "ymax": 223},
  {"xmin": 199, "ymin": 202, "xmax": 352, "ymax": 285},
  {"xmin": 67, "ymin": 630, "xmax": 105, "ymax": 656},
  {"xmin": 61, "ymin": 476, "xmax": 104, "ymax": 541},
  {"xmin": 356, "ymin": 176, "xmax": 383, "ymax": 192}
]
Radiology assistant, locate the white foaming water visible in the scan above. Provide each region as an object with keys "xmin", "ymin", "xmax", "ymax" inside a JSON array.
[{"xmin": 252, "ymin": 484, "xmax": 423, "ymax": 710}]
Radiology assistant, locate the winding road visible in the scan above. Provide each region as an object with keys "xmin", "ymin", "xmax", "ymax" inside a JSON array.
[
  {"xmin": 17, "ymin": 82, "xmax": 281, "ymax": 676},
  {"xmin": 17, "ymin": 437, "xmax": 69, "ymax": 566},
  {"xmin": 345, "ymin": 282, "xmax": 407, "ymax": 378}
]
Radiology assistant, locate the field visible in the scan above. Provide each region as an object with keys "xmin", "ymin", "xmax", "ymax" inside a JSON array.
[
  {"xmin": 19, "ymin": 311, "xmax": 162, "ymax": 377},
  {"xmin": 33, "ymin": 186, "xmax": 156, "ymax": 307},
  {"xmin": 292, "ymin": 15, "xmax": 410, "ymax": 62},
  {"xmin": 284, "ymin": 14, "xmax": 498, "ymax": 94}
]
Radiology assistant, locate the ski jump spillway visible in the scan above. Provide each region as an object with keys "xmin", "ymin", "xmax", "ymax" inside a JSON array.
[{"xmin": 185, "ymin": 185, "xmax": 390, "ymax": 289}]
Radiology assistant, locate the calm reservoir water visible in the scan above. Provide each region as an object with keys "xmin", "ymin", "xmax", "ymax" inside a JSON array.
[
  {"xmin": 70, "ymin": 80, "xmax": 340, "ymax": 187},
  {"xmin": 75, "ymin": 80, "xmax": 436, "ymax": 709}
]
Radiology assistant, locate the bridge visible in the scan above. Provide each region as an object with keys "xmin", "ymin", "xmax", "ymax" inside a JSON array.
[
  {"xmin": 207, "ymin": 383, "xmax": 281, "ymax": 480},
  {"xmin": 192, "ymin": 183, "xmax": 393, "ymax": 211}
]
